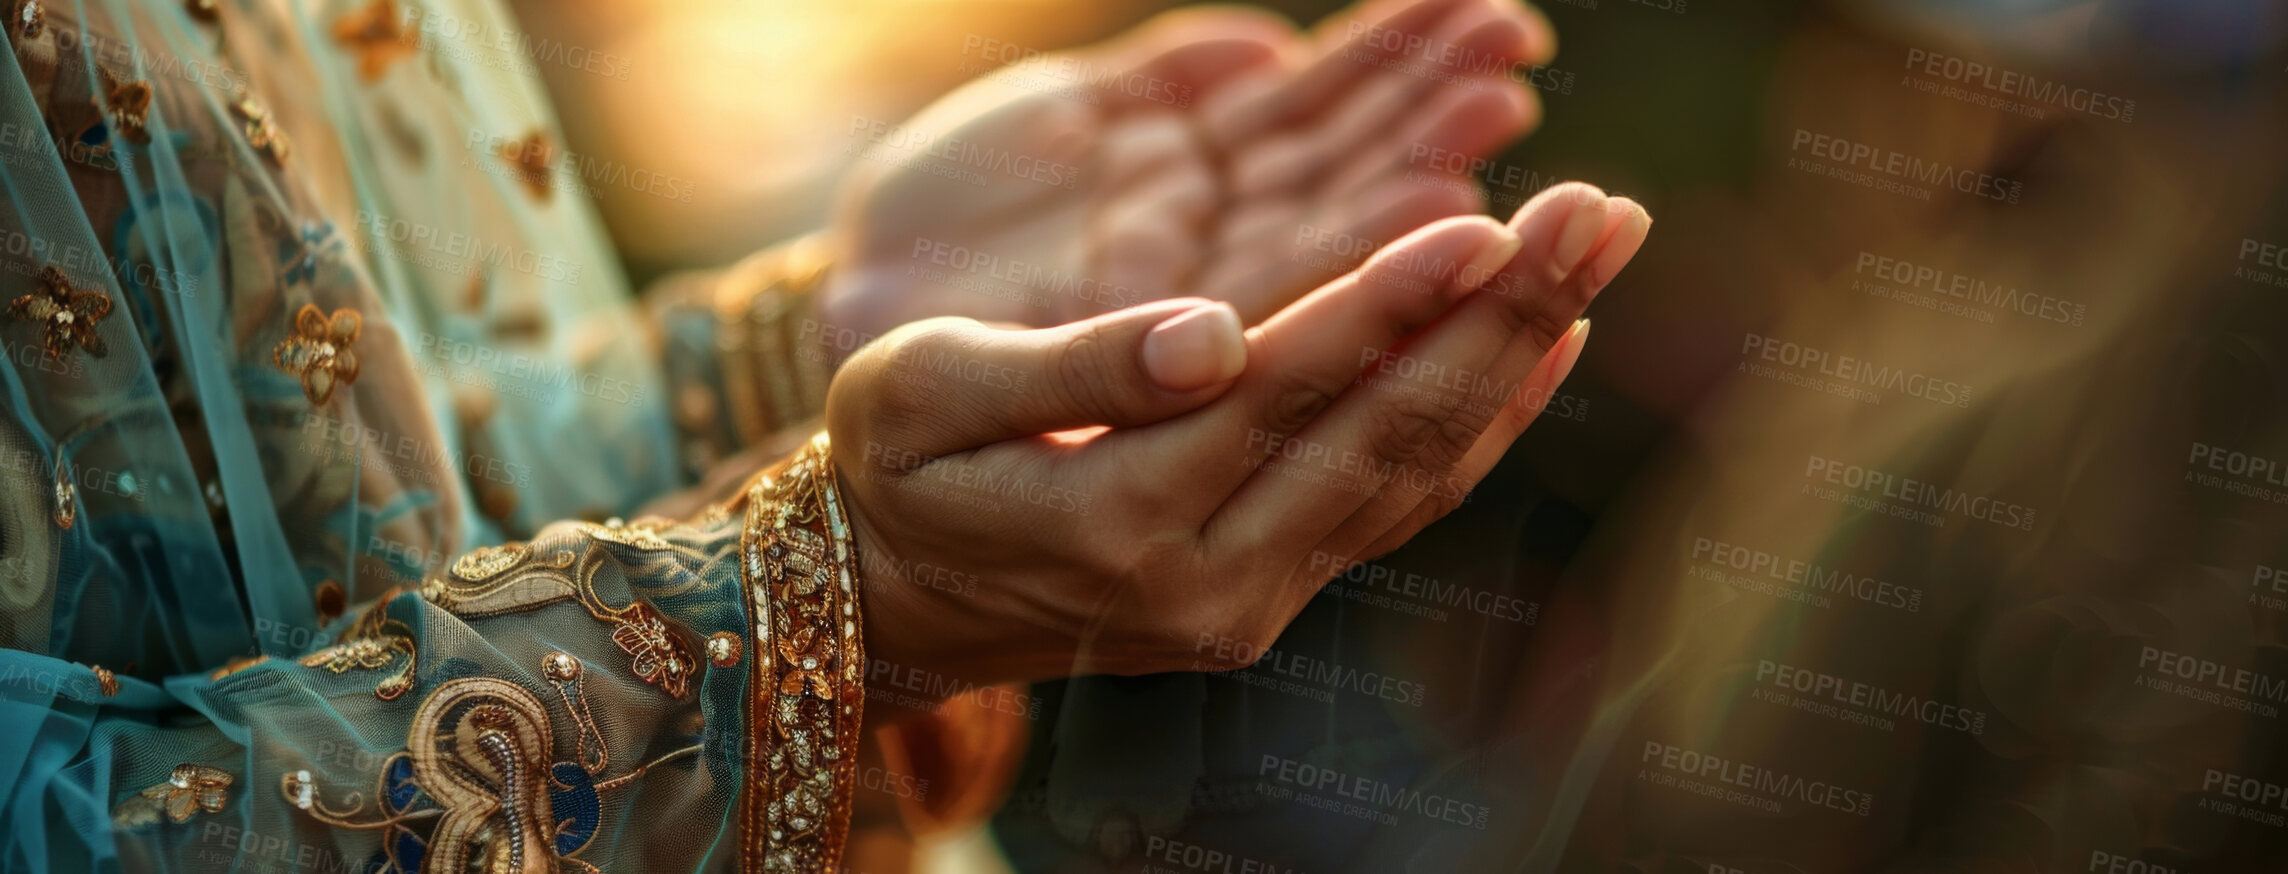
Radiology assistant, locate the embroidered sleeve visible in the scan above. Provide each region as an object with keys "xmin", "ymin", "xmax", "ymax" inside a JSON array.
[
  {"xmin": 53, "ymin": 435, "xmax": 867, "ymax": 874},
  {"xmin": 645, "ymin": 236, "xmax": 838, "ymax": 481}
]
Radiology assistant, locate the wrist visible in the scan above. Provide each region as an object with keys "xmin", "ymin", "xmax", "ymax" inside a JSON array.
[{"xmin": 835, "ymin": 458, "xmax": 1073, "ymax": 728}]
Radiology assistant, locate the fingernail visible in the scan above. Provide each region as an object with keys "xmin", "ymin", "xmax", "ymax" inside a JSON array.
[
  {"xmin": 1551, "ymin": 189, "xmax": 1610, "ymax": 275},
  {"xmin": 1142, "ymin": 302, "xmax": 1246, "ymax": 391},
  {"xmin": 1461, "ymin": 222, "xmax": 1524, "ymax": 295},
  {"xmin": 1586, "ymin": 201, "xmax": 1651, "ymax": 291},
  {"xmin": 1552, "ymin": 318, "xmax": 1589, "ymax": 381}
]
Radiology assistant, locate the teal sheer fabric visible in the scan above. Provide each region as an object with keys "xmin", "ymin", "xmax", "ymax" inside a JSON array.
[{"xmin": 0, "ymin": 0, "xmax": 760, "ymax": 870}]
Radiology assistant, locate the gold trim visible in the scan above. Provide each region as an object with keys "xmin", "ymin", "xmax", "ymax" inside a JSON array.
[{"xmin": 739, "ymin": 433, "xmax": 864, "ymax": 873}]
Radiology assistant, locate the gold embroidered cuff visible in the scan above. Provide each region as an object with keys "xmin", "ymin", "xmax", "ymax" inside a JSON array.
[{"xmin": 738, "ymin": 432, "xmax": 865, "ymax": 874}]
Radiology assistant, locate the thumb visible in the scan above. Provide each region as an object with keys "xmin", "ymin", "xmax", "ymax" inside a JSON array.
[{"xmin": 835, "ymin": 297, "xmax": 1247, "ymax": 460}]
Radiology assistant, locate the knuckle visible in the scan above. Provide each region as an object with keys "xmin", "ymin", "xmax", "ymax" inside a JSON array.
[
  {"xmin": 1418, "ymin": 416, "xmax": 1483, "ymax": 475},
  {"xmin": 1521, "ymin": 303, "xmax": 1576, "ymax": 356},
  {"xmin": 1262, "ymin": 378, "xmax": 1340, "ymax": 438},
  {"xmin": 1048, "ymin": 322, "xmax": 1134, "ymax": 424},
  {"xmin": 1363, "ymin": 394, "xmax": 1451, "ymax": 466}
]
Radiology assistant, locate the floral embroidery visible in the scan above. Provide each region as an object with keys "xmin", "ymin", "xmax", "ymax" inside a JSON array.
[
  {"xmin": 305, "ymin": 599, "xmax": 421, "ymax": 700},
  {"xmin": 581, "ymin": 517, "xmax": 677, "ymax": 551},
  {"xmin": 774, "ymin": 625, "xmax": 834, "ymax": 700},
  {"xmin": 9, "ymin": 266, "xmax": 110, "ymax": 361},
  {"xmin": 332, "ymin": 0, "xmax": 418, "ymax": 82},
  {"xmin": 278, "ymin": 221, "xmax": 339, "ymax": 287},
  {"xmin": 497, "ymin": 131, "xmax": 553, "ymax": 201},
  {"xmin": 113, "ymin": 764, "xmax": 232, "ymax": 827},
  {"xmin": 740, "ymin": 434, "xmax": 865, "ymax": 873},
  {"xmin": 299, "ymin": 637, "xmax": 405, "ymax": 673},
  {"xmin": 273, "ymin": 303, "xmax": 361, "ymax": 405},
  {"xmin": 234, "ymin": 95, "xmax": 290, "ymax": 165},
  {"xmin": 449, "ymin": 542, "xmax": 529, "ymax": 582},
  {"xmin": 94, "ymin": 70, "xmax": 152, "ymax": 144},
  {"xmin": 610, "ymin": 601, "xmax": 697, "ymax": 699}
]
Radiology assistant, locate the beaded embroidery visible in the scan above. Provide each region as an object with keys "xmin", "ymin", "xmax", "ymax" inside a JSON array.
[{"xmin": 739, "ymin": 433, "xmax": 864, "ymax": 873}]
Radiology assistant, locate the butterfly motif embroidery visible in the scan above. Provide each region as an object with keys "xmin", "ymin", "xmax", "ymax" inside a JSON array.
[
  {"xmin": 8, "ymin": 265, "xmax": 110, "ymax": 360},
  {"xmin": 112, "ymin": 764, "xmax": 232, "ymax": 827},
  {"xmin": 92, "ymin": 69, "xmax": 151, "ymax": 144},
  {"xmin": 273, "ymin": 303, "xmax": 363, "ymax": 405}
]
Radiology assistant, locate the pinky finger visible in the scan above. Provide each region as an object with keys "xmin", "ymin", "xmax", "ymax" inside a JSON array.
[{"xmin": 1351, "ymin": 317, "xmax": 1589, "ymax": 562}]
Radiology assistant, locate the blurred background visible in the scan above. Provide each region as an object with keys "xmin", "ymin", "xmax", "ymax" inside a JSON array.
[{"xmin": 510, "ymin": 0, "xmax": 2288, "ymax": 871}]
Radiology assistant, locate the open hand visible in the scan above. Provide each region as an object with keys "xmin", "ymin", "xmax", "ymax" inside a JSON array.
[
  {"xmin": 820, "ymin": 0, "xmax": 1557, "ymax": 345},
  {"xmin": 826, "ymin": 182, "xmax": 1648, "ymax": 714}
]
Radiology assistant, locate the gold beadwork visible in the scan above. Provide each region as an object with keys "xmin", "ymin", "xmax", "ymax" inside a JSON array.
[
  {"xmin": 708, "ymin": 631, "xmax": 742, "ymax": 667},
  {"xmin": 739, "ymin": 433, "xmax": 864, "ymax": 873},
  {"xmin": 302, "ymin": 597, "xmax": 420, "ymax": 700},
  {"xmin": 450, "ymin": 542, "xmax": 530, "ymax": 582},
  {"xmin": 272, "ymin": 304, "xmax": 362, "ymax": 406},
  {"xmin": 113, "ymin": 764, "xmax": 232, "ymax": 827},
  {"xmin": 10, "ymin": 265, "xmax": 111, "ymax": 362},
  {"xmin": 543, "ymin": 651, "xmax": 582, "ymax": 681},
  {"xmin": 611, "ymin": 601, "xmax": 697, "ymax": 699}
]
